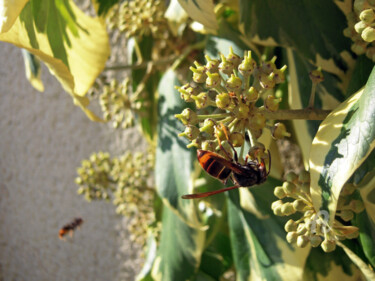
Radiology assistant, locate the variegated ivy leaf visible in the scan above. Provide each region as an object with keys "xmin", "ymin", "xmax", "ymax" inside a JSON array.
[
  {"xmin": 177, "ymin": 0, "xmax": 218, "ymax": 31},
  {"xmin": 309, "ymin": 66, "xmax": 375, "ymax": 225},
  {"xmin": 0, "ymin": 0, "xmax": 29, "ymax": 33},
  {"xmin": 0, "ymin": 0, "xmax": 110, "ymax": 121},
  {"xmin": 21, "ymin": 49, "xmax": 44, "ymax": 92}
]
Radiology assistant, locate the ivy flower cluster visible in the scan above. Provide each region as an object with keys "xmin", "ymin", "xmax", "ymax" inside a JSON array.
[
  {"xmin": 175, "ymin": 47, "xmax": 288, "ymax": 158},
  {"xmin": 106, "ymin": 0, "xmax": 168, "ymax": 39},
  {"xmin": 75, "ymin": 148, "xmax": 157, "ymax": 246},
  {"xmin": 99, "ymin": 77, "xmax": 147, "ymax": 129},
  {"xmin": 272, "ymin": 171, "xmax": 364, "ymax": 252},
  {"xmin": 344, "ymin": 0, "xmax": 375, "ymax": 61}
]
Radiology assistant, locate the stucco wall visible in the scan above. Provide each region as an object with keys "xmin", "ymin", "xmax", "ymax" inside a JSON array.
[{"xmin": 0, "ymin": 42, "xmax": 143, "ymax": 280}]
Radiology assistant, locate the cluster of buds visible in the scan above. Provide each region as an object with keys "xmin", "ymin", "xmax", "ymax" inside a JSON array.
[
  {"xmin": 76, "ymin": 151, "xmax": 115, "ymax": 201},
  {"xmin": 272, "ymin": 171, "xmax": 365, "ymax": 252},
  {"xmin": 75, "ymin": 148, "xmax": 157, "ymax": 246},
  {"xmin": 175, "ymin": 47, "xmax": 288, "ymax": 154},
  {"xmin": 106, "ymin": 0, "xmax": 168, "ymax": 39},
  {"xmin": 344, "ymin": 0, "xmax": 375, "ymax": 61},
  {"xmin": 99, "ymin": 77, "xmax": 146, "ymax": 129}
]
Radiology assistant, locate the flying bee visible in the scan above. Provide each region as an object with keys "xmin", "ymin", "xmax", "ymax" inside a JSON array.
[
  {"xmin": 59, "ymin": 217, "xmax": 84, "ymax": 239},
  {"xmin": 182, "ymin": 125, "xmax": 270, "ymax": 199}
]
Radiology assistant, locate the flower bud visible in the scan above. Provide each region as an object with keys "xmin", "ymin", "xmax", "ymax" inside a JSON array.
[
  {"xmin": 286, "ymin": 172, "xmax": 298, "ymax": 183},
  {"xmin": 350, "ymin": 200, "xmax": 365, "ymax": 213},
  {"xmin": 282, "ymin": 181, "xmax": 296, "ymax": 194},
  {"xmin": 286, "ymin": 232, "xmax": 298, "ymax": 244},
  {"xmin": 191, "ymin": 92, "xmax": 211, "ymax": 109},
  {"xmin": 190, "ymin": 62, "xmax": 207, "ymax": 83},
  {"xmin": 293, "ymin": 199, "xmax": 307, "ymax": 212},
  {"xmin": 360, "ymin": 9, "xmax": 375, "ymax": 24},
  {"xmin": 354, "ymin": 20, "xmax": 368, "ymax": 34},
  {"xmin": 281, "ymin": 202, "xmax": 296, "ymax": 216},
  {"xmin": 271, "ymin": 200, "xmax": 283, "ymax": 211},
  {"xmin": 206, "ymin": 72, "xmax": 222, "ymax": 88},
  {"xmin": 264, "ymin": 95, "xmax": 281, "ymax": 111},
  {"xmin": 205, "ymin": 55, "xmax": 220, "ymax": 73},
  {"xmin": 271, "ymin": 123, "xmax": 291, "ymax": 139},
  {"xmin": 175, "ymin": 108, "xmax": 198, "ymax": 125},
  {"xmin": 201, "ymin": 140, "xmax": 216, "ymax": 151},
  {"xmin": 309, "ymin": 235, "xmax": 322, "ymax": 247},
  {"xmin": 219, "ymin": 54, "xmax": 234, "ymax": 75},
  {"xmin": 238, "ymin": 50, "xmax": 256, "ymax": 77},
  {"xmin": 226, "ymin": 47, "xmax": 241, "ymax": 68},
  {"xmin": 243, "ymin": 87, "xmax": 259, "ymax": 103},
  {"xmin": 296, "ymin": 223, "xmax": 307, "ymax": 235},
  {"xmin": 321, "ymin": 239, "xmax": 336, "ymax": 252},
  {"xmin": 260, "ymin": 56, "xmax": 277, "ymax": 74},
  {"xmin": 226, "ymin": 74, "xmax": 242, "ymax": 91},
  {"xmin": 234, "ymin": 103, "xmax": 250, "ymax": 119},
  {"xmin": 216, "ymin": 92, "xmax": 232, "ymax": 109},
  {"xmin": 309, "ymin": 68, "xmax": 324, "ymax": 84},
  {"xmin": 274, "ymin": 186, "xmax": 286, "ymax": 199},
  {"xmin": 249, "ymin": 112, "xmax": 266, "ymax": 130},
  {"xmin": 259, "ymin": 72, "xmax": 276, "ymax": 89},
  {"xmin": 362, "ymin": 26, "xmax": 375, "ymax": 42},
  {"xmin": 351, "ymin": 42, "xmax": 367, "ymax": 55},
  {"xmin": 273, "ymin": 65, "xmax": 287, "ymax": 84},
  {"xmin": 200, "ymin": 118, "xmax": 215, "ymax": 135},
  {"xmin": 298, "ymin": 170, "xmax": 310, "ymax": 184},
  {"xmin": 339, "ymin": 210, "xmax": 354, "ymax": 221},
  {"xmin": 299, "ymin": 183, "xmax": 310, "ymax": 195},
  {"xmin": 285, "ymin": 219, "xmax": 298, "ymax": 232},
  {"xmin": 296, "ymin": 235, "xmax": 309, "ymax": 248},
  {"xmin": 229, "ymin": 132, "xmax": 245, "ymax": 147}
]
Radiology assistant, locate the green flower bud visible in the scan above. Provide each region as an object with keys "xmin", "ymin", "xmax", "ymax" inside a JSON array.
[
  {"xmin": 362, "ymin": 26, "xmax": 375, "ymax": 42},
  {"xmin": 200, "ymin": 118, "xmax": 216, "ymax": 135},
  {"xmin": 309, "ymin": 235, "xmax": 322, "ymax": 247},
  {"xmin": 243, "ymin": 87, "xmax": 259, "ymax": 103},
  {"xmin": 226, "ymin": 47, "xmax": 241, "ymax": 68},
  {"xmin": 178, "ymin": 125, "xmax": 200, "ymax": 140},
  {"xmin": 175, "ymin": 108, "xmax": 198, "ymax": 125},
  {"xmin": 271, "ymin": 123, "xmax": 291, "ymax": 139},
  {"xmin": 271, "ymin": 200, "xmax": 283, "ymax": 211},
  {"xmin": 321, "ymin": 239, "xmax": 336, "ymax": 253},
  {"xmin": 299, "ymin": 182, "xmax": 310, "ymax": 195},
  {"xmin": 216, "ymin": 92, "xmax": 232, "ymax": 109},
  {"xmin": 190, "ymin": 62, "xmax": 207, "ymax": 83},
  {"xmin": 205, "ymin": 55, "xmax": 220, "ymax": 73},
  {"xmin": 191, "ymin": 92, "xmax": 211, "ymax": 109},
  {"xmin": 206, "ymin": 72, "xmax": 222, "ymax": 88},
  {"xmin": 234, "ymin": 103, "xmax": 250, "ymax": 119},
  {"xmin": 201, "ymin": 140, "xmax": 216, "ymax": 151},
  {"xmin": 226, "ymin": 74, "xmax": 242, "ymax": 91},
  {"xmin": 293, "ymin": 199, "xmax": 307, "ymax": 212},
  {"xmin": 296, "ymin": 235, "xmax": 309, "ymax": 248},
  {"xmin": 238, "ymin": 50, "xmax": 256, "ymax": 77},
  {"xmin": 350, "ymin": 200, "xmax": 365, "ymax": 213},
  {"xmin": 285, "ymin": 219, "xmax": 298, "ymax": 232},
  {"xmin": 274, "ymin": 186, "xmax": 286, "ymax": 199},
  {"xmin": 351, "ymin": 42, "xmax": 367, "ymax": 55},
  {"xmin": 273, "ymin": 65, "xmax": 287, "ymax": 84},
  {"xmin": 273, "ymin": 205, "xmax": 283, "ymax": 216},
  {"xmin": 259, "ymin": 72, "xmax": 276, "ymax": 89},
  {"xmin": 281, "ymin": 202, "xmax": 296, "ymax": 216},
  {"xmin": 354, "ymin": 20, "xmax": 368, "ymax": 34},
  {"xmin": 282, "ymin": 181, "xmax": 297, "ymax": 194},
  {"xmin": 229, "ymin": 132, "xmax": 245, "ymax": 147},
  {"xmin": 339, "ymin": 210, "xmax": 354, "ymax": 221},
  {"xmin": 298, "ymin": 171, "xmax": 310, "ymax": 184},
  {"xmin": 309, "ymin": 68, "xmax": 324, "ymax": 84},
  {"xmin": 219, "ymin": 54, "xmax": 234, "ymax": 75},
  {"xmin": 286, "ymin": 231, "xmax": 298, "ymax": 244},
  {"xmin": 360, "ymin": 8, "xmax": 375, "ymax": 24},
  {"xmin": 260, "ymin": 57, "xmax": 277, "ymax": 74},
  {"xmin": 296, "ymin": 223, "xmax": 307, "ymax": 235},
  {"xmin": 249, "ymin": 112, "xmax": 266, "ymax": 130}
]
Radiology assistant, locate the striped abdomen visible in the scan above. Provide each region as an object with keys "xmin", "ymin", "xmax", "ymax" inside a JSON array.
[{"xmin": 197, "ymin": 150, "xmax": 232, "ymax": 183}]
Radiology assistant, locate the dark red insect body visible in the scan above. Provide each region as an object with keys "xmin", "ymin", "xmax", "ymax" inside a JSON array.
[{"xmin": 59, "ymin": 217, "xmax": 84, "ymax": 239}]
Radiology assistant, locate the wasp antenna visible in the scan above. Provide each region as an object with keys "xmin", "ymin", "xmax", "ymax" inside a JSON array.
[{"xmin": 182, "ymin": 185, "xmax": 240, "ymax": 199}]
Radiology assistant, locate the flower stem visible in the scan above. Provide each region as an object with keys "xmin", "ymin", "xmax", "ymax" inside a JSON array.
[
  {"xmin": 197, "ymin": 113, "xmax": 232, "ymax": 120},
  {"xmin": 263, "ymin": 109, "xmax": 330, "ymax": 120}
]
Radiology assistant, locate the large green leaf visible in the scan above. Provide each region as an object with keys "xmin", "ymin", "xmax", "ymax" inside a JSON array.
[
  {"xmin": 239, "ymin": 0, "xmax": 351, "ymax": 69},
  {"xmin": 309, "ymin": 66, "xmax": 375, "ymax": 225},
  {"xmin": 227, "ymin": 178, "xmax": 311, "ymax": 281},
  {"xmin": 151, "ymin": 205, "xmax": 205, "ymax": 281},
  {"xmin": 0, "ymin": 0, "xmax": 110, "ymax": 121}
]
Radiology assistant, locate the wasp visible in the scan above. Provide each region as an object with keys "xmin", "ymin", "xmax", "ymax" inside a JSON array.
[
  {"xmin": 59, "ymin": 217, "xmax": 84, "ymax": 239},
  {"xmin": 182, "ymin": 125, "xmax": 270, "ymax": 199}
]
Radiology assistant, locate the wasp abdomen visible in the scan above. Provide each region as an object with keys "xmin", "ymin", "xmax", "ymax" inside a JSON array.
[{"xmin": 197, "ymin": 150, "xmax": 232, "ymax": 182}]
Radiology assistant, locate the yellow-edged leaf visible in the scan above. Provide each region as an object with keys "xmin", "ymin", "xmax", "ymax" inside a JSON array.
[
  {"xmin": 177, "ymin": 0, "xmax": 218, "ymax": 31},
  {"xmin": 0, "ymin": 0, "xmax": 29, "ymax": 33}
]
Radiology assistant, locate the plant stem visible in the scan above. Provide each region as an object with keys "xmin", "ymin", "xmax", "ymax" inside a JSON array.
[
  {"xmin": 197, "ymin": 113, "xmax": 232, "ymax": 120},
  {"xmin": 171, "ymin": 40, "xmax": 207, "ymax": 70},
  {"xmin": 308, "ymin": 82, "xmax": 317, "ymax": 108},
  {"xmin": 263, "ymin": 108, "xmax": 330, "ymax": 120}
]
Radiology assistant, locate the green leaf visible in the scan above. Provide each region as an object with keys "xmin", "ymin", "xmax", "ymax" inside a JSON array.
[
  {"xmin": 21, "ymin": 49, "xmax": 44, "ymax": 92},
  {"xmin": 0, "ymin": 0, "xmax": 110, "ymax": 121},
  {"xmin": 136, "ymin": 231, "xmax": 158, "ymax": 281},
  {"xmin": 309, "ymin": 66, "xmax": 375, "ymax": 225},
  {"xmin": 354, "ymin": 207, "xmax": 375, "ymax": 268},
  {"xmin": 177, "ymin": 0, "xmax": 218, "ymax": 31},
  {"xmin": 94, "ymin": 0, "xmax": 118, "ymax": 16},
  {"xmin": 239, "ymin": 0, "xmax": 351, "ymax": 68},
  {"xmin": 151, "ymin": 206, "xmax": 205, "ymax": 281},
  {"xmin": 227, "ymin": 178, "xmax": 311, "ymax": 281}
]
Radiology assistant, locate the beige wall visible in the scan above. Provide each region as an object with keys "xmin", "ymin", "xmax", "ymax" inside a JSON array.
[{"xmin": 0, "ymin": 42, "xmax": 143, "ymax": 280}]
